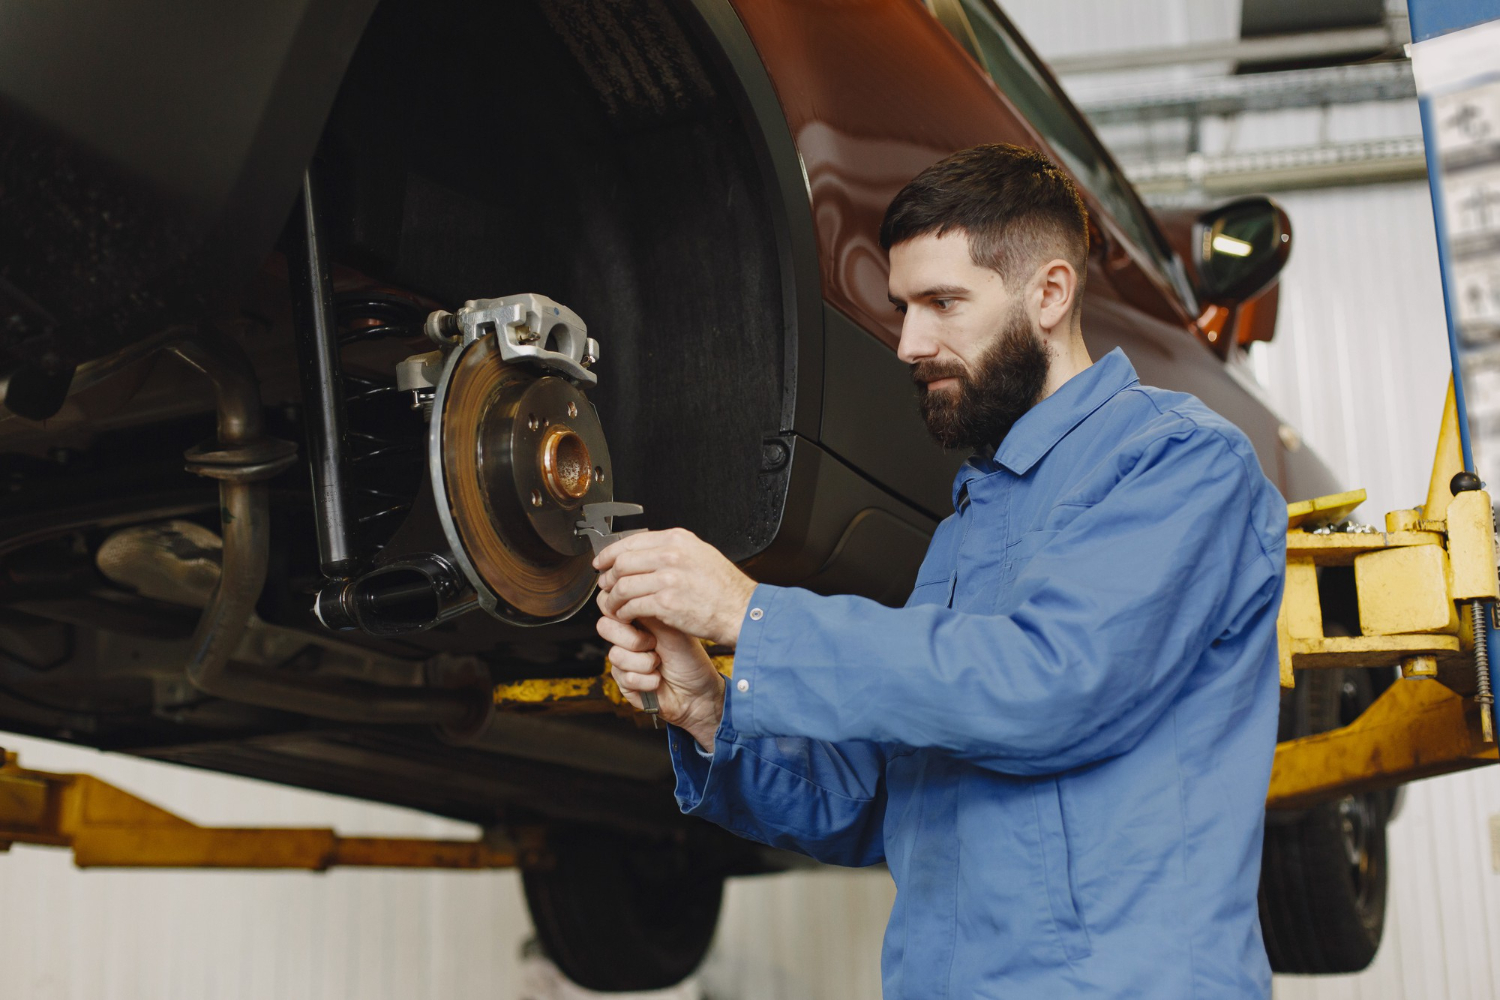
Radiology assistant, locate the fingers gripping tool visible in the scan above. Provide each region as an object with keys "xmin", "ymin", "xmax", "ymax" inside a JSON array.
[{"xmin": 575, "ymin": 502, "xmax": 659, "ymax": 715}]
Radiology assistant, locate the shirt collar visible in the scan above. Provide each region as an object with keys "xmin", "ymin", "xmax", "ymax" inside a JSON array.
[{"xmin": 950, "ymin": 348, "xmax": 1140, "ymax": 506}]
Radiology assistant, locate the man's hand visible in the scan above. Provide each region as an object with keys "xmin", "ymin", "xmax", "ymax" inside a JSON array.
[
  {"xmin": 598, "ymin": 615, "xmax": 725, "ymax": 751},
  {"xmin": 593, "ymin": 528, "xmax": 758, "ymax": 646}
]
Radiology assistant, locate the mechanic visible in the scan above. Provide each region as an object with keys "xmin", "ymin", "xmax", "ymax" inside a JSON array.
[{"xmin": 593, "ymin": 144, "xmax": 1287, "ymax": 998}]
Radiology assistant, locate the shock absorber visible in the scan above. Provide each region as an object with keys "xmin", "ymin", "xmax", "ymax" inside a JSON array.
[{"xmin": 287, "ymin": 168, "xmax": 356, "ymax": 578}]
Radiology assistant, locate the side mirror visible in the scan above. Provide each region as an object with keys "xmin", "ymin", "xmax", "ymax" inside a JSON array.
[{"xmin": 1192, "ymin": 196, "xmax": 1292, "ymax": 304}]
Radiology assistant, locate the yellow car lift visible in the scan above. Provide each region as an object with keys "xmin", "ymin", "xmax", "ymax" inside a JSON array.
[
  {"xmin": 1, "ymin": 386, "xmax": 1495, "ymax": 869},
  {"xmin": 1267, "ymin": 381, "xmax": 1498, "ymax": 808}
]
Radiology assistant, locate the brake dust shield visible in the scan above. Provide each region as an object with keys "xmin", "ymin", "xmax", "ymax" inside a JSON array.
[{"xmin": 430, "ymin": 333, "xmax": 616, "ymax": 624}]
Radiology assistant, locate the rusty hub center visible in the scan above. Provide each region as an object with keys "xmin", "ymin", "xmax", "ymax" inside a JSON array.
[{"xmin": 539, "ymin": 425, "xmax": 592, "ymax": 504}]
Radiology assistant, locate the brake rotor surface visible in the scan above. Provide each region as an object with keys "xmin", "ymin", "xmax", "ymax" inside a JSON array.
[{"xmin": 432, "ymin": 333, "xmax": 616, "ymax": 624}]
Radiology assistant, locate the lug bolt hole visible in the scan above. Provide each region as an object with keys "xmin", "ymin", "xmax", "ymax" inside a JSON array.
[
  {"xmin": 530, "ymin": 489, "xmax": 543, "ymax": 508},
  {"xmin": 567, "ymin": 402, "xmax": 578, "ymax": 418},
  {"xmin": 594, "ymin": 465, "xmax": 605, "ymax": 482},
  {"xmin": 527, "ymin": 413, "xmax": 539, "ymax": 432}
]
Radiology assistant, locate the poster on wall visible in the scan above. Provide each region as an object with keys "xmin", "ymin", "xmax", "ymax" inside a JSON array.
[
  {"xmin": 1410, "ymin": 7, "xmax": 1500, "ymax": 482},
  {"xmin": 1433, "ymin": 76, "xmax": 1500, "ymax": 345}
]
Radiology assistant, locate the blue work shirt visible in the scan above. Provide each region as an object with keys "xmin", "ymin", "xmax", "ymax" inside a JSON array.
[{"xmin": 670, "ymin": 349, "xmax": 1287, "ymax": 998}]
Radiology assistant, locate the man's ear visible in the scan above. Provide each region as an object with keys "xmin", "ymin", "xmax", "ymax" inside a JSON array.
[{"xmin": 1032, "ymin": 259, "xmax": 1079, "ymax": 335}]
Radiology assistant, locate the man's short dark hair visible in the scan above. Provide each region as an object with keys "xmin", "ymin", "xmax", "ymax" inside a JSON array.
[{"xmin": 879, "ymin": 144, "xmax": 1090, "ymax": 295}]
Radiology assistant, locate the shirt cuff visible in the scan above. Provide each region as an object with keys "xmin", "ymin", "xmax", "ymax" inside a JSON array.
[
  {"xmin": 667, "ymin": 679, "xmax": 740, "ymax": 814},
  {"xmin": 726, "ymin": 582, "xmax": 784, "ymax": 737}
]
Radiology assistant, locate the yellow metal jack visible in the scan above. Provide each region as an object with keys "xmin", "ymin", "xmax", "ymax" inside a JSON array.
[
  {"xmin": 1268, "ymin": 379, "xmax": 1499, "ymax": 807},
  {"xmin": 0, "ymin": 749, "xmax": 518, "ymax": 871}
]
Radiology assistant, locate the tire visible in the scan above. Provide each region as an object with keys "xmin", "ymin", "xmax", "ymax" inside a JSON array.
[
  {"xmin": 1259, "ymin": 668, "xmax": 1389, "ymax": 973},
  {"xmin": 521, "ymin": 827, "xmax": 724, "ymax": 992}
]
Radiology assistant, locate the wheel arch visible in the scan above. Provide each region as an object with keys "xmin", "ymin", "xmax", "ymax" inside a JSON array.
[{"xmin": 308, "ymin": 0, "xmax": 824, "ymax": 560}]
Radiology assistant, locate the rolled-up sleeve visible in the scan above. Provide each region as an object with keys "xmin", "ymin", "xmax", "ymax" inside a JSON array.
[{"xmin": 725, "ymin": 423, "xmax": 1284, "ymax": 776}]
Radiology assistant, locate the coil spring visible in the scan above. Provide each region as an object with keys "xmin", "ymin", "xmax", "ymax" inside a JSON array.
[
  {"xmin": 334, "ymin": 294, "xmax": 429, "ymax": 551},
  {"xmin": 1471, "ymin": 599, "xmax": 1495, "ymax": 742}
]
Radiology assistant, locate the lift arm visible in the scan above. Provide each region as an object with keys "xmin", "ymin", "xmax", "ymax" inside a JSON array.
[{"xmin": 0, "ymin": 749, "xmax": 518, "ymax": 870}]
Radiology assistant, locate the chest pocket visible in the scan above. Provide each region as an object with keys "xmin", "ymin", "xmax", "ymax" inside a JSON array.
[
  {"xmin": 1027, "ymin": 500, "xmax": 1092, "ymax": 538},
  {"xmin": 1005, "ymin": 529, "xmax": 1059, "ymax": 578},
  {"xmin": 906, "ymin": 574, "xmax": 956, "ymax": 609},
  {"xmin": 1004, "ymin": 501, "xmax": 1093, "ymax": 577}
]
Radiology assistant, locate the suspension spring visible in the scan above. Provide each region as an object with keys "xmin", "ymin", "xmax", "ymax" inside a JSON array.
[
  {"xmin": 1471, "ymin": 599, "xmax": 1495, "ymax": 743},
  {"xmin": 334, "ymin": 294, "xmax": 429, "ymax": 550}
]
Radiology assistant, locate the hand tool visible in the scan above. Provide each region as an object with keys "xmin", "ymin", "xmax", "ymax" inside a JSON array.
[{"xmin": 575, "ymin": 502, "xmax": 660, "ymax": 715}]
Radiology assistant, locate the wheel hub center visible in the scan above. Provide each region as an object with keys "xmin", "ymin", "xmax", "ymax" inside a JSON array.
[{"xmin": 540, "ymin": 425, "xmax": 592, "ymax": 503}]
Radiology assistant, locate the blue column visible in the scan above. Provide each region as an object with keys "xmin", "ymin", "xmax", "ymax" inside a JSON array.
[{"xmin": 1407, "ymin": 0, "xmax": 1500, "ymax": 738}]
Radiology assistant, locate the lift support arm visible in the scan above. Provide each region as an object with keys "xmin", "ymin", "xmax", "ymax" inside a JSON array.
[
  {"xmin": 0, "ymin": 750, "xmax": 517, "ymax": 870},
  {"xmin": 1267, "ymin": 673, "xmax": 1495, "ymax": 809}
]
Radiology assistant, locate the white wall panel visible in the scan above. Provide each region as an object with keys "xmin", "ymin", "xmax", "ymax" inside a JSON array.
[
  {"xmin": 1247, "ymin": 182, "xmax": 1453, "ymax": 518},
  {"xmin": 1005, "ymin": 0, "xmax": 1242, "ymax": 104},
  {"xmin": 1004, "ymin": 0, "xmax": 1233, "ymax": 58}
]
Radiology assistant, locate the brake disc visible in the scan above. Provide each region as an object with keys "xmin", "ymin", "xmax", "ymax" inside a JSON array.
[{"xmin": 429, "ymin": 323, "xmax": 616, "ymax": 625}]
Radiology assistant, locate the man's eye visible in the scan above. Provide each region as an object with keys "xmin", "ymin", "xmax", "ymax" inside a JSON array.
[
  {"xmin": 893, "ymin": 303, "xmax": 907, "ymax": 315},
  {"xmin": 933, "ymin": 298, "xmax": 953, "ymax": 311}
]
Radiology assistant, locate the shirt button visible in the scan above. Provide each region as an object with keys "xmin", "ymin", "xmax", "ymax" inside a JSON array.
[
  {"xmin": 749, "ymin": 607, "xmax": 763, "ymax": 621},
  {"xmin": 736, "ymin": 679, "xmax": 750, "ymax": 693}
]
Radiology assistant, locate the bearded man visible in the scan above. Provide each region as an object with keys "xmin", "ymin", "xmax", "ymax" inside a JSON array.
[{"xmin": 593, "ymin": 144, "xmax": 1286, "ymax": 999}]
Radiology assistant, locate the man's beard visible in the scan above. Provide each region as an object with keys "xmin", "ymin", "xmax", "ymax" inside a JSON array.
[{"xmin": 911, "ymin": 306, "xmax": 1050, "ymax": 450}]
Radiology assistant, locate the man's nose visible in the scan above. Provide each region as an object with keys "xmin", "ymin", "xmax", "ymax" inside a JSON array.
[{"xmin": 895, "ymin": 317, "xmax": 938, "ymax": 366}]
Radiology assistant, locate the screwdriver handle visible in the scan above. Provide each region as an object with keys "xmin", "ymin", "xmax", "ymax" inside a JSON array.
[{"xmin": 640, "ymin": 690, "xmax": 660, "ymax": 714}]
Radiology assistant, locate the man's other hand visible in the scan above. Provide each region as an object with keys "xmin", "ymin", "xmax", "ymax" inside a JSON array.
[
  {"xmin": 593, "ymin": 528, "xmax": 757, "ymax": 646},
  {"xmin": 597, "ymin": 615, "xmax": 726, "ymax": 751}
]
